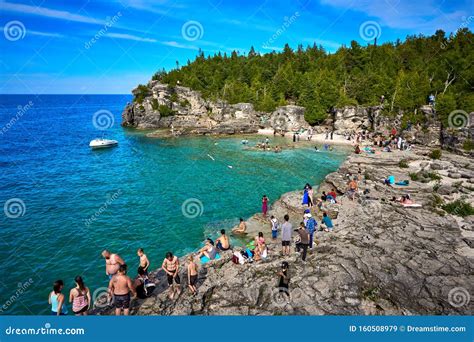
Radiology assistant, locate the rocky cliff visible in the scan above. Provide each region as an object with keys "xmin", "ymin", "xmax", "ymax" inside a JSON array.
[
  {"xmin": 94, "ymin": 147, "xmax": 473, "ymax": 316},
  {"xmin": 122, "ymin": 81, "xmax": 308, "ymax": 135}
]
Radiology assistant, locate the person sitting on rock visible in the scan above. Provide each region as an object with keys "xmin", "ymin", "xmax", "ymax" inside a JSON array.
[
  {"xmin": 216, "ymin": 229, "xmax": 230, "ymax": 251},
  {"xmin": 354, "ymin": 145, "xmax": 361, "ymax": 154},
  {"xmin": 197, "ymin": 239, "xmax": 217, "ymax": 260},
  {"xmin": 232, "ymin": 218, "xmax": 247, "ymax": 235},
  {"xmin": 321, "ymin": 212, "xmax": 334, "ymax": 232}
]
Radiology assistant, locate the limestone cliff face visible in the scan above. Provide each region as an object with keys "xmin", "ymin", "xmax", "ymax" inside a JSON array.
[{"xmin": 122, "ymin": 81, "xmax": 308, "ymax": 134}]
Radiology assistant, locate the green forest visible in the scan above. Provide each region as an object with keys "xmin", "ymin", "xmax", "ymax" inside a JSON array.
[{"xmin": 140, "ymin": 29, "xmax": 473, "ymax": 125}]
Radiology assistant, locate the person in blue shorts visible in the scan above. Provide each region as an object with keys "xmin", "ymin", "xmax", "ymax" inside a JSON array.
[{"xmin": 270, "ymin": 215, "xmax": 279, "ymax": 239}]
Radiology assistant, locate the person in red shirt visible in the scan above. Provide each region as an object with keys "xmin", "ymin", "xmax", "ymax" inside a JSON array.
[
  {"xmin": 391, "ymin": 127, "xmax": 397, "ymax": 136},
  {"xmin": 328, "ymin": 189, "xmax": 337, "ymax": 202}
]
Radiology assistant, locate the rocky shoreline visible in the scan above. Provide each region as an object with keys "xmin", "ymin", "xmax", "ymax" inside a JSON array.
[{"xmin": 94, "ymin": 144, "xmax": 473, "ymax": 315}]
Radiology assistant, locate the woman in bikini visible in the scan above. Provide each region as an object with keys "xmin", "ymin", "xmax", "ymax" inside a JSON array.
[{"xmin": 69, "ymin": 276, "xmax": 91, "ymax": 316}]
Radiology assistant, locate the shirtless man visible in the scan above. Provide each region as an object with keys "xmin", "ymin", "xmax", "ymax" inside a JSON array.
[
  {"xmin": 347, "ymin": 178, "xmax": 358, "ymax": 201},
  {"xmin": 215, "ymin": 229, "xmax": 230, "ymax": 251},
  {"xmin": 161, "ymin": 252, "xmax": 181, "ymax": 299},
  {"xmin": 187, "ymin": 255, "xmax": 198, "ymax": 295},
  {"xmin": 137, "ymin": 248, "xmax": 150, "ymax": 275},
  {"xmin": 102, "ymin": 250, "xmax": 125, "ymax": 279},
  {"xmin": 232, "ymin": 218, "xmax": 247, "ymax": 235},
  {"xmin": 108, "ymin": 265, "xmax": 136, "ymax": 316}
]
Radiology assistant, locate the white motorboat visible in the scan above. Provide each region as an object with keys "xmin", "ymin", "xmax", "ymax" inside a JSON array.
[{"xmin": 89, "ymin": 138, "xmax": 118, "ymax": 149}]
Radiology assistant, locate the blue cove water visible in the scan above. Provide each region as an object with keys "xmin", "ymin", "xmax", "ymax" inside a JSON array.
[{"xmin": 0, "ymin": 95, "xmax": 347, "ymax": 315}]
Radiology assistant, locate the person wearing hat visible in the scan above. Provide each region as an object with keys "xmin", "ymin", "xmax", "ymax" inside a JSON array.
[{"xmin": 304, "ymin": 213, "xmax": 317, "ymax": 249}]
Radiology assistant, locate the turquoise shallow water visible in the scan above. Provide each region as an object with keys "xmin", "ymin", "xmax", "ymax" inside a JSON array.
[{"xmin": 0, "ymin": 95, "xmax": 348, "ymax": 314}]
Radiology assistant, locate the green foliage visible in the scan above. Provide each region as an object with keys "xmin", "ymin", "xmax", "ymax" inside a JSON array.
[
  {"xmin": 133, "ymin": 84, "xmax": 150, "ymax": 103},
  {"xmin": 429, "ymin": 149, "xmax": 442, "ymax": 159},
  {"xmin": 398, "ymin": 159, "xmax": 409, "ymax": 168},
  {"xmin": 462, "ymin": 139, "xmax": 474, "ymax": 151},
  {"xmin": 152, "ymin": 29, "xmax": 472, "ymax": 116},
  {"xmin": 151, "ymin": 98, "xmax": 159, "ymax": 111},
  {"xmin": 426, "ymin": 172, "xmax": 441, "ymax": 181},
  {"xmin": 169, "ymin": 92, "xmax": 179, "ymax": 103},
  {"xmin": 442, "ymin": 200, "xmax": 474, "ymax": 217},
  {"xmin": 409, "ymin": 172, "xmax": 419, "ymax": 181},
  {"xmin": 158, "ymin": 105, "xmax": 175, "ymax": 117}
]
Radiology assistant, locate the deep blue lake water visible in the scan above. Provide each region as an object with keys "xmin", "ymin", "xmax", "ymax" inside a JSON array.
[{"xmin": 0, "ymin": 95, "xmax": 347, "ymax": 314}]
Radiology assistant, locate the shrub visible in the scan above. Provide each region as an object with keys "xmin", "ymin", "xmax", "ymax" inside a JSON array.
[
  {"xmin": 429, "ymin": 149, "xmax": 442, "ymax": 160},
  {"xmin": 158, "ymin": 104, "xmax": 175, "ymax": 117},
  {"xmin": 463, "ymin": 139, "xmax": 474, "ymax": 151},
  {"xmin": 442, "ymin": 200, "xmax": 474, "ymax": 217},
  {"xmin": 151, "ymin": 98, "xmax": 159, "ymax": 111},
  {"xmin": 409, "ymin": 172, "xmax": 419, "ymax": 181},
  {"xmin": 133, "ymin": 84, "xmax": 150, "ymax": 103},
  {"xmin": 398, "ymin": 159, "xmax": 409, "ymax": 168},
  {"xmin": 426, "ymin": 172, "xmax": 441, "ymax": 181},
  {"xmin": 431, "ymin": 194, "xmax": 444, "ymax": 207}
]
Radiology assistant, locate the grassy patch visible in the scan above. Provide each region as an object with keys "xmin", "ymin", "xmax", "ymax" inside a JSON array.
[
  {"xmin": 442, "ymin": 200, "xmax": 474, "ymax": 217},
  {"xmin": 398, "ymin": 159, "xmax": 409, "ymax": 168},
  {"xmin": 158, "ymin": 104, "xmax": 175, "ymax": 117},
  {"xmin": 462, "ymin": 139, "xmax": 474, "ymax": 151},
  {"xmin": 409, "ymin": 172, "xmax": 419, "ymax": 181},
  {"xmin": 429, "ymin": 149, "xmax": 442, "ymax": 160}
]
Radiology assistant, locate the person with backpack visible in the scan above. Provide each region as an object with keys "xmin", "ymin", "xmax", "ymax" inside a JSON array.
[
  {"xmin": 134, "ymin": 268, "xmax": 156, "ymax": 299},
  {"xmin": 270, "ymin": 215, "xmax": 279, "ymax": 240},
  {"xmin": 304, "ymin": 213, "xmax": 317, "ymax": 249},
  {"xmin": 69, "ymin": 276, "xmax": 91, "ymax": 315},
  {"xmin": 295, "ymin": 222, "xmax": 310, "ymax": 261}
]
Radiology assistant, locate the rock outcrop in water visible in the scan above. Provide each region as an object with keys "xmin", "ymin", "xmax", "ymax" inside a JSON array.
[
  {"xmin": 94, "ymin": 147, "xmax": 473, "ymax": 316},
  {"xmin": 122, "ymin": 81, "xmax": 308, "ymax": 134}
]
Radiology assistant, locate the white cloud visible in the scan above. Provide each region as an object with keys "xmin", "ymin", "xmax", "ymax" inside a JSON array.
[
  {"xmin": 105, "ymin": 33, "xmax": 157, "ymax": 43},
  {"xmin": 162, "ymin": 41, "xmax": 199, "ymax": 50},
  {"xmin": 1, "ymin": 1, "xmax": 104, "ymax": 25},
  {"xmin": 320, "ymin": 0, "xmax": 468, "ymax": 33}
]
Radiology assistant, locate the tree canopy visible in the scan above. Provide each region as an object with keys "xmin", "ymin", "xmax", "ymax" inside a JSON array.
[{"xmin": 149, "ymin": 29, "xmax": 473, "ymax": 125}]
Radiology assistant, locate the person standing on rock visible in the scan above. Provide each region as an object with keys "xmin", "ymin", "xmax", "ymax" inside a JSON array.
[
  {"xmin": 270, "ymin": 215, "xmax": 279, "ymax": 240},
  {"xmin": 304, "ymin": 213, "xmax": 317, "ymax": 249},
  {"xmin": 295, "ymin": 222, "xmax": 310, "ymax": 261},
  {"xmin": 281, "ymin": 214, "xmax": 292, "ymax": 256},
  {"xmin": 262, "ymin": 195, "xmax": 269, "ymax": 217},
  {"xmin": 102, "ymin": 250, "xmax": 125, "ymax": 280},
  {"xmin": 108, "ymin": 264, "xmax": 136, "ymax": 316},
  {"xmin": 277, "ymin": 261, "xmax": 291, "ymax": 304},
  {"xmin": 187, "ymin": 255, "xmax": 198, "ymax": 295},
  {"xmin": 161, "ymin": 252, "xmax": 181, "ymax": 299}
]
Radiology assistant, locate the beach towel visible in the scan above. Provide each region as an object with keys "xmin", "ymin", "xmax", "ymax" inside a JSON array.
[
  {"xmin": 387, "ymin": 175, "xmax": 395, "ymax": 184},
  {"xmin": 395, "ymin": 180, "xmax": 410, "ymax": 186},
  {"xmin": 200, "ymin": 253, "xmax": 221, "ymax": 264},
  {"xmin": 402, "ymin": 203, "xmax": 422, "ymax": 208}
]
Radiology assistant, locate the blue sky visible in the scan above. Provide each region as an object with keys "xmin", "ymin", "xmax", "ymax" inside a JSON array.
[{"xmin": 0, "ymin": 0, "xmax": 472, "ymax": 94}]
